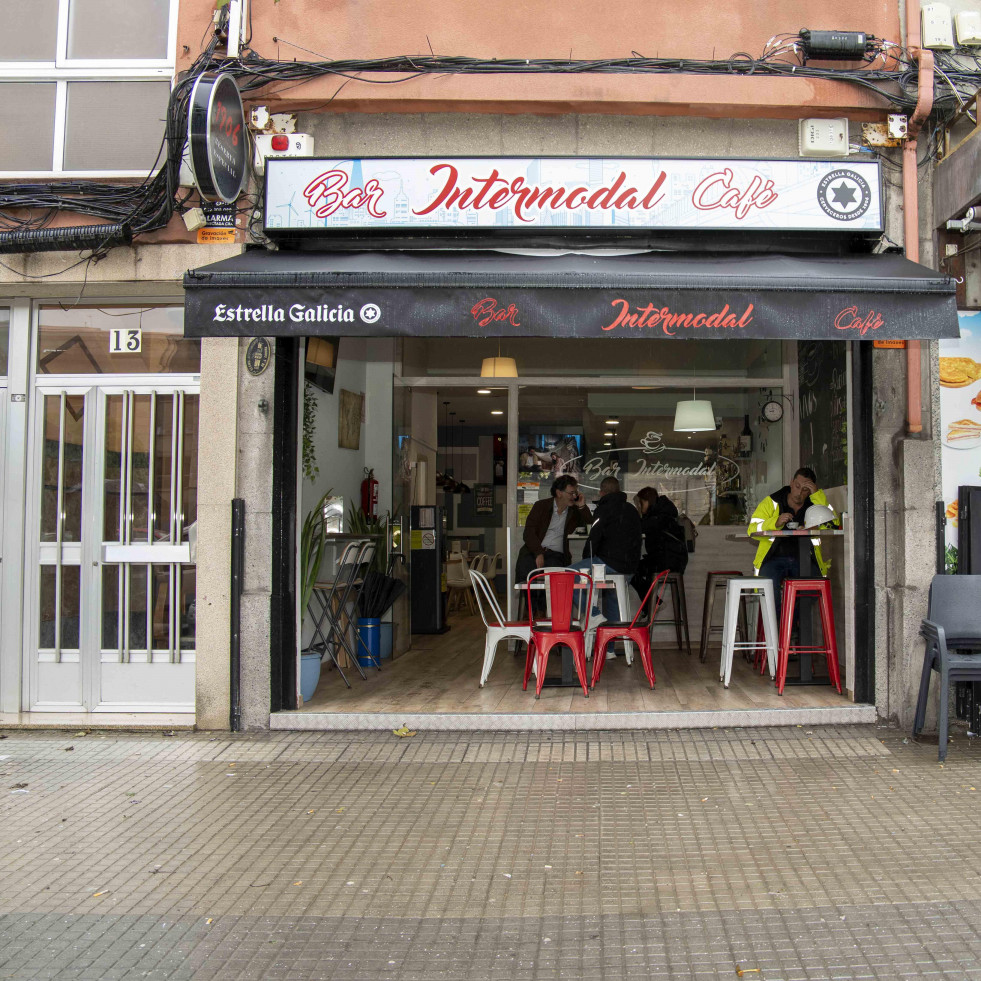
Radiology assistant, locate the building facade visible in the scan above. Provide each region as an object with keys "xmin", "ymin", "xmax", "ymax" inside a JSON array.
[{"xmin": 0, "ymin": 0, "xmax": 977, "ymax": 731}]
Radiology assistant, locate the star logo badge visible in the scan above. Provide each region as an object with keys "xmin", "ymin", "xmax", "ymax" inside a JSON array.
[{"xmin": 817, "ymin": 169, "xmax": 872, "ymax": 222}]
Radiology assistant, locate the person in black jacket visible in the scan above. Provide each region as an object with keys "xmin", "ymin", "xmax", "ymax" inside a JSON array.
[
  {"xmin": 631, "ymin": 486, "xmax": 689, "ymax": 600},
  {"xmin": 572, "ymin": 476, "xmax": 641, "ymax": 621}
]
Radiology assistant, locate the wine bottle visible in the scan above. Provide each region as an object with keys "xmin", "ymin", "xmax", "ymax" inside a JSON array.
[{"xmin": 738, "ymin": 414, "xmax": 753, "ymax": 457}]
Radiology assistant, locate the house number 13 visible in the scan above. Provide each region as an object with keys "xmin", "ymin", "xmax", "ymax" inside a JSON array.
[{"xmin": 109, "ymin": 328, "xmax": 142, "ymax": 353}]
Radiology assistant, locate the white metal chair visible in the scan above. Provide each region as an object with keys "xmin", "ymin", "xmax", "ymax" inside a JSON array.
[
  {"xmin": 446, "ymin": 552, "xmax": 476, "ymax": 614},
  {"xmin": 471, "ymin": 569, "xmax": 532, "ymax": 686}
]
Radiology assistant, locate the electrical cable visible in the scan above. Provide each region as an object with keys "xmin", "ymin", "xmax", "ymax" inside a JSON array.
[{"xmin": 4, "ymin": 29, "xmax": 981, "ymax": 249}]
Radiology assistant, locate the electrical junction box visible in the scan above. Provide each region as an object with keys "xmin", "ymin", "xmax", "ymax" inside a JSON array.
[
  {"xmin": 254, "ymin": 133, "xmax": 314, "ymax": 175},
  {"xmin": 799, "ymin": 118, "xmax": 850, "ymax": 157},
  {"xmin": 955, "ymin": 10, "xmax": 981, "ymax": 45},
  {"xmin": 922, "ymin": 3, "xmax": 955, "ymax": 50}
]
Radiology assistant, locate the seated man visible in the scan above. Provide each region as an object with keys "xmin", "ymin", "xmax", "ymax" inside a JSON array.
[
  {"xmin": 515, "ymin": 475, "xmax": 592, "ymax": 613},
  {"xmin": 748, "ymin": 466, "xmax": 837, "ymax": 616},
  {"xmin": 573, "ymin": 476, "xmax": 641, "ymax": 622}
]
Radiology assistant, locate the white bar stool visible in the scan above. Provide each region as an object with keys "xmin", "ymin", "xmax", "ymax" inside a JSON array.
[
  {"xmin": 606, "ymin": 574, "xmax": 636, "ymax": 663},
  {"xmin": 720, "ymin": 578, "xmax": 779, "ymax": 688}
]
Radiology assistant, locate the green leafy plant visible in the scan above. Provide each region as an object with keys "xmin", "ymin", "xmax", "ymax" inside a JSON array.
[
  {"xmin": 946, "ymin": 543, "xmax": 959, "ymax": 575},
  {"xmin": 347, "ymin": 504, "xmax": 389, "ymax": 574},
  {"xmin": 302, "ymin": 382, "xmax": 319, "ymax": 483},
  {"xmin": 300, "ymin": 488, "xmax": 333, "ymax": 616}
]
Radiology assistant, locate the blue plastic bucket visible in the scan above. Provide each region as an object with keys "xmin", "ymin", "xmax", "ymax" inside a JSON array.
[
  {"xmin": 300, "ymin": 651, "xmax": 322, "ymax": 701},
  {"xmin": 357, "ymin": 618, "xmax": 381, "ymax": 668}
]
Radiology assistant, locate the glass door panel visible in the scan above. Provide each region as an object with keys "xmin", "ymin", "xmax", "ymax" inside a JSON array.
[{"xmin": 29, "ymin": 385, "xmax": 198, "ymax": 712}]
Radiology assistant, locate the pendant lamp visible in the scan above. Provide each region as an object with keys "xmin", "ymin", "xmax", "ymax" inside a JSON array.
[
  {"xmin": 480, "ymin": 356, "xmax": 518, "ymax": 378},
  {"xmin": 673, "ymin": 399, "xmax": 716, "ymax": 432},
  {"xmin": 673, "ymin": 377, "xmax": 716, "ymax": 432},
  {"xmin": 480, "ymin": 341, "xmax": 517, "ymax": 378}
]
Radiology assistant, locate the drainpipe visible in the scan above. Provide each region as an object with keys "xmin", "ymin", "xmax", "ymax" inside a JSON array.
[{"xmin": 903, "ymin": 0, "xmax": 935, "ymax": 435}]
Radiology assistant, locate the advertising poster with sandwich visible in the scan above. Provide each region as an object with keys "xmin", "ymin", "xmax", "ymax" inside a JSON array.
[{"xmin": 939, "ymin": 311, "xmax": 981, "ymax": 570}]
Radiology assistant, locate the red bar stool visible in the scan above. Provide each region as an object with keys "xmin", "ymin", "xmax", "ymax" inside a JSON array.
[{"xmin": 775, "ymin": 578, "xmax": 842, "ymax": 695}]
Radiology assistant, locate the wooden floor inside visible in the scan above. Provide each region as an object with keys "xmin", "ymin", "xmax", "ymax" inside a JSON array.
[{"xmin": 299, "ymin": 610, "xmax": 852, "ymax": 715}]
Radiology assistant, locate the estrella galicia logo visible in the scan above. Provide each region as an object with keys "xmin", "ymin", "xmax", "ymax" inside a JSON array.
[
  {"xmin": 359, "ymin": 303, "xmax": 381, "ymax": 324},
  {"xmin": 817, "ymin": 169, "xmax": 871, "ymax": 221}
]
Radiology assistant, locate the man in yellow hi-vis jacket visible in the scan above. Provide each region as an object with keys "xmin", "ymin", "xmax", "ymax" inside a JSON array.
[{"xmin": 747, "ymin": 467, "xmax": 836, "ymax": 615}]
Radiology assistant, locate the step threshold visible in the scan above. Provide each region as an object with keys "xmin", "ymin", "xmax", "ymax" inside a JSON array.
[{"xmin": 271, "ymin": 704, "xmax": 876, "ymax": 731}]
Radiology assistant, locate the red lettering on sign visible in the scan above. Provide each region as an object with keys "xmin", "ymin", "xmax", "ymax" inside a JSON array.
[
  {"xmin": 414, "ymin": 164, "xmax": 666, "ymax": 222},
  {"xmin": 834, "ymin": 306, "xmax": 885, "ymax": 335},
  {"xmin": 691, "ymin": 169, "xmax": 778, "ymax": 220},
  {"xmin": 602, "ymin": 299, "xmax": 754, "ymax": 335},
  {"xmin": 303, "ymin": 170, "xmax": 387, "ymax": 219},
  {"xmin": 471, "ymin": 298, "xmax": 521, "ymax": 328}
]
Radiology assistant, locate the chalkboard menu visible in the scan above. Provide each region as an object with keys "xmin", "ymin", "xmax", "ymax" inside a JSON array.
[{"xmin": 797, "ymin": 340, "xmax": 848, "ymax": 489}]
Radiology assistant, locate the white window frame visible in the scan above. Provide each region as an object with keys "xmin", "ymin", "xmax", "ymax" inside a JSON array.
[{"xmin": 0, "ymin": 0, "xmax": 178, "ymax": 178}]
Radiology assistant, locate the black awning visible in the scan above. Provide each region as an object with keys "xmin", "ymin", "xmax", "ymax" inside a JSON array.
[{"xmin": 182, "ymin": 250, "xmax": 959, "ymax": 340}]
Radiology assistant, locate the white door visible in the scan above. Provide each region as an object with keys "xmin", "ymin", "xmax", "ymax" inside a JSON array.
[{"xmin": 27, "ymin": 385, "xmax": 198, "ymax": 712}]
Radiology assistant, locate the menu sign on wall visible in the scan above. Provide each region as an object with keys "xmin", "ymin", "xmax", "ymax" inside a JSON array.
[
  {"xmin": 264, "ymin": 157, "xmax": 883, "ymax": 233},
  {"xmin": 939, "ymin": 312, "xmax": 981, "ymax": 571}
]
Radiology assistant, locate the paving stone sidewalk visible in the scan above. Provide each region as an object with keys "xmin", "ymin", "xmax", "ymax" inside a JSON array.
[{"xmin": 0, "ymin": 723, "xmax": 979, "ymax": 980}]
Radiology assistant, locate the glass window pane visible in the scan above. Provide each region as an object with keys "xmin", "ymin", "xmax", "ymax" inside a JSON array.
[
  {"xmin": 37, "ymin": 306, "xmax": 200, "ymax": 374},
  {"xmin": 103, "ymin": 396, "xmax": 124, "ymax": 541},
  {"xmin": 63, "ymin": 81, "xmax": 169, "ymax": 172},
  {"xmin": 67, "ymin": 0, "xmax": 170, "ymax": 60},
  {"xmin": 179, "ymin": 566, "xmax": 195, "ymax": 652},
  {"xmin": 128, "ymin": 563, "xmax": 148, "ymax": 652},
  {"xmin": 0, "ymin": 84, "xmax": 55, "ymax": 171},
  {"xmin": 39, "ymin": 565, "xmax": 80, "ymax": 650},
  {"xmin": 150, "ymin": 564, "xmax": 171, "ymax": 651},
  {"xmin": 0, "ymin": 307, "xmax": 9, "ymax": 375},
  {"xmin": 0, "ymin": 0, "xmax": 58, "ymax": 60},
  {"xmin": 180, "ymin": 395, "xmax": 198, "ymax": 537},
  {"xmin": 153, "ymin": 395, "xmax": 174, "ymax": 541},
  {"xmin": 40, "ymin": 394, "xmax": 85, "ymax": 543},
  {"xmin": 516, "ymin": 385, "xmax": 783, "ymax": 529},
  {"xmin": 101, "ymin": 564, "xmax": 119, "ymax": 650},
  {"xmin": 129, "ymin": 395, "xmax": 152, "ymax": 543}
]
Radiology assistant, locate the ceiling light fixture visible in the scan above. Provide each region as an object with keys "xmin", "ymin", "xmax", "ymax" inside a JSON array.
[
  {"xmin": 605, "ymin": 418, "xmax": 619, "ymax": 425},
  {"xmin": 480, "ymin": 340, "xmax": 517, "ymax": 378},
  {"xmin": 674, "ymin": 373, "xmax": 716, "ymax": 432},
  {"xmin": 477, "ymin": 389, "xmax": 492, "ymax": 395},
  {"xmin": 603, "ymin": 431, "xmax": 614, "ymax": 437},
  {"xmin": 491, "ymin": 409, "xmax": 504, "ymax": 415}
]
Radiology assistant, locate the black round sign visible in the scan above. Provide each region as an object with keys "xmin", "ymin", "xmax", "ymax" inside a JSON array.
[{"xmin": 187, "ymin": 73, "xmax": 247, "ymax": 203}]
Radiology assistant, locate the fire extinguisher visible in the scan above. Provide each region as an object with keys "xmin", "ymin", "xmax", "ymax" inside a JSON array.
[{"xmin": 361, "ymin": 467, "xmax": 379, "ymax": 518}]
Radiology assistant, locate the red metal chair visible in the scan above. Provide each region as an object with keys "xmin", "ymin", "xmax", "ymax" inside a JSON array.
[
  {"xmin": 775, "ymin": 578, "xmax": 842, "ymax": 695},
  {"xmin": 522, "ymin": 569, "xmax": 592, "ymax": 698},
  {"xmin": 591, "ymin": 570, "xmax": 669, "ymax": 689}
]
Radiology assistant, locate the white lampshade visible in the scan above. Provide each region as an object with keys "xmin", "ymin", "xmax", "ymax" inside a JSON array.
[
  {"xmin": 673, "ymin": 399, "xmax": 716, "ymax": 432},
  {"xmin": 480, "ymin": 356, "xmax": 518, "ymax": 378}
]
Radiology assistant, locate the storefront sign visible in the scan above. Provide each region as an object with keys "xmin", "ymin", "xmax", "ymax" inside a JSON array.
[
  {"xmin": 197, "ymin": 228, "xmax": 236, "ymax": 244},
  {"xmin": 938, "ymin": 312, "xmax": 981, "ymax": 571},
  {"xmin": 187, "ymin": 73, "xmax": 248, "ymax": 203},
  {"xmin": 474, "ymin": 483, "xmax": 494, "ymax": 514},
  {"xmin": 202, "ymin": 202, "xmax": 238, "ymax": 228},
  {"xmin": 184, "ymin": 251, "xmax": 959, "ymax": 341},
  {"xmin": 264, "ymin": 157, "xmax": 883, "ymax": 233},
  {"xmin": 245, "ymin": 336, "xmax": 271, "ymax": 376}
]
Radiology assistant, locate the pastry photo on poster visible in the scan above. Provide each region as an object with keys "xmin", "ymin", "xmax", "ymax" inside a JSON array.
[{"xmin": 939, "ymin": 311, "xmax": 981, "ymax": 572}]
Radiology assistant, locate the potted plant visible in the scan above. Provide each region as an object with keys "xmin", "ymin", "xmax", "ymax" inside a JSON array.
[{"xmin": 299, "ymin": 488, "xmax": 332, "ymax": 701}]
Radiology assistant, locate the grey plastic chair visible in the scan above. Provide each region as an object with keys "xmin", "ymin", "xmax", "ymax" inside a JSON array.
[{"xmin": 913, "ymin": 574, "xmax": 981, "ymax": 761}]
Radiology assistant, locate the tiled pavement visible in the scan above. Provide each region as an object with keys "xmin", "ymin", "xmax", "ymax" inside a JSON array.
[{"xmin": 0, "ymin": 724, "xmax": 980, "ymax": 980}]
